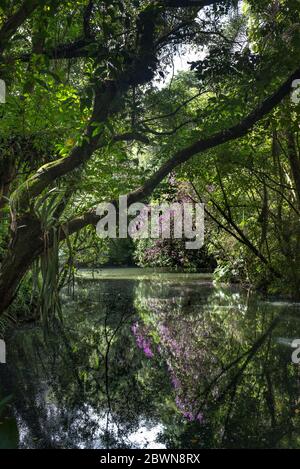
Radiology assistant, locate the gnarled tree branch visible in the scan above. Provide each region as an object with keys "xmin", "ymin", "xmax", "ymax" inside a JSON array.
[{"xmin": 62, "ymin": 65, "xmax": 300, "ymax": 241}]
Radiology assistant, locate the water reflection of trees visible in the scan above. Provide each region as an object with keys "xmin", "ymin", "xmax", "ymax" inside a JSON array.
[
  {"xmin": 133, "ymin": 282, "xmax": 300, "ymax": 448},
  {"xmin": 0, "ymin": 279, "xmax": 300, "ymax": 448},
  {"xmin": 1, "ymin": 280, "xmax": 166, "ymax": 448}
]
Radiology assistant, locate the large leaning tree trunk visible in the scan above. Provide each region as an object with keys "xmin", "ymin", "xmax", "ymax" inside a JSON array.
[{"xmin": 0, "ymin": 0, "xmax": 299, "ymax": 316}]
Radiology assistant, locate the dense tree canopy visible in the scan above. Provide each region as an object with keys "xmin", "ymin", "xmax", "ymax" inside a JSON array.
[{"xmin": 0, "ymin": 0, "xmax": 300, "ymax": 320}]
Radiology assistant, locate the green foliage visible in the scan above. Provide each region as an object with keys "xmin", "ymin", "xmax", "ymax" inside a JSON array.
[{"xmin": 1, "ymin": 0, "xmax": 300, "ymax": 330}]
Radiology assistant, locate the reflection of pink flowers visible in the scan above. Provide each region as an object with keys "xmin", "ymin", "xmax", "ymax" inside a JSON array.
[
  {"xmin": 143, "ymin": 343, "xmax": 154, "ymax": 358},
  {"xmin": 133, "ymin": 308, "xmax": 208, "ymax": 424},
  {"xmin": 159, "ymin": 324, "xmax": 181, "ymax": 355},
  {"xmin": 155, "ymin": 322, "xmax": 206, "ymax": 423},
  {"xmin": 131, "ymin": 322, "xmax": 154, "ymax": 358},
  {"xmin": 175, "ymin": 395, "xmax": 204, "ymax": 422},
  {"xmin": 171, "ymin": 373, "xmax": 181, "ymax": 389},
  {"xmin": 184, "ymin": 411, "xmax": 204, "ymax": 422}
]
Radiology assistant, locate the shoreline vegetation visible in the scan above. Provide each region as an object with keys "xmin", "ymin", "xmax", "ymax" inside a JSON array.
[
  {"xmin": 1, "ymin": 1, "xmax": 300, "ymax": 320},
  {"xmin": 1, "ymin": 0, "xmax": 300, "ymax": 452}
]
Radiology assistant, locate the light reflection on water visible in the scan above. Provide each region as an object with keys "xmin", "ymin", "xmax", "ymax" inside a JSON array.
[{"xmin": 1, "ymin": 269, "xmax": 300, "ymax": 449}]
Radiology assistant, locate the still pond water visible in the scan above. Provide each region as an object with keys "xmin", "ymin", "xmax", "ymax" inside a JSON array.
[{"xmin": 1, "ymin": 268, "xmax": 300, "ymax": 449}]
